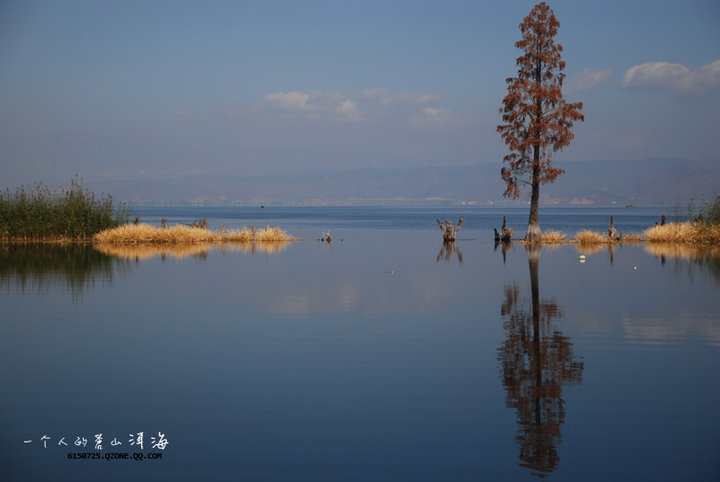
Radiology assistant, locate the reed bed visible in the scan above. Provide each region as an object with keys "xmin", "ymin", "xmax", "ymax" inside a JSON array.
[
  {"xmin": 0, "ymin": 178, "xmax": 128, "ymax": 240},
  {"xmin": 570, "ymin": 229, "xmax": 644, "ymax": 245},
  {"xmin": 574, "ymin": 230, "xmax": 606, "ymax": 245},
  {"xmin": 94, "ymin": 223, "xmax": 296, "ymax": 244},
  {"xmin": 644, "ymin": 222, "xmax": 720, "ymax": 245},
  {"xmin": 540, "ymin": 230, "xmax": 567, "ymax": 244},
  {"xmin": 622, "ymin": 232, "xmax": 645, "ymax": 243}
]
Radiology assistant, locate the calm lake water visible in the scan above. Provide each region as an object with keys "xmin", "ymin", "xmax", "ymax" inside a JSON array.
[{"xmin": 2, "ymin": 206, "xmax": 719, "ymax": 481}]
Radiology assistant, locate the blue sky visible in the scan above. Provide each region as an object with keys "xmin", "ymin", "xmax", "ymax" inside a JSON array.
[{"xmin": 1, "ymin": 0, "xmax": 719, "ymax": 187}]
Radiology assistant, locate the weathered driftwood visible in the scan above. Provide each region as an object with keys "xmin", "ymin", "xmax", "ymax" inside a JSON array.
[
  {"xmin": 494, "ymin": 216, "xmax": 514, "ymax": 242},
  {"xmin": 608, "ymin": 216, "xmax": 622, "ymax": 241},
  {"xmin": 437, "ymin": 217, "xmax": 463, "ymax": 242}
]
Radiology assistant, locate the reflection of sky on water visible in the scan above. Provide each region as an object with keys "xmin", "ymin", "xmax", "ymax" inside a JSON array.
[
  {"xmin": 622, "ymin": 313, "xmax": 720, "ymax": 346},
  {"xmin": 1, "ymin": 230, "xmax": 719, "ymax": 481}
]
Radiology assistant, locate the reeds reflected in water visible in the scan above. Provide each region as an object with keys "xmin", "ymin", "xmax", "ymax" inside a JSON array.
[
  {"xmin": 94, "ymin": 240, "xmax": 292, "ymax": 260},
  {"xmin": 645, "ymin": 243, "xmax": 720, "ymax": 284},
  {"xmin": 0, "ymin": 243, "xmax": 126, "ymax": 298}
]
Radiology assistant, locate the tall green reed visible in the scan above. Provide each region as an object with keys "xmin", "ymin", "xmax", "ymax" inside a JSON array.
[{"xmin": 0, "ymin": 177, "xmax": 129, "ymax": 240}]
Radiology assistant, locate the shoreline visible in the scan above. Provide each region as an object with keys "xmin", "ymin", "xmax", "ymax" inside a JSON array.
[{"xmin": 2, "ymin": 223, "xmax": 717, "ymax": 246}]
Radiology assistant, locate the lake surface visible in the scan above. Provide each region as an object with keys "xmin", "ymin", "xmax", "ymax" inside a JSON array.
[{"xmin": 2, "ymin": 206, "xmax": 719, "ymax": 481}]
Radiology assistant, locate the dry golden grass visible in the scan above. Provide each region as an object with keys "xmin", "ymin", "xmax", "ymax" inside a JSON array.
[
  {"xmin": 94, "ymin": 223, "xmax": 295, "ymax": 244},
  {"xmin": 541, "ymin": 230, "xmax": 567, "ymax": 244},
  {"xmin": 644, "ymin": 222, "xmax": 720, "ymax": 244},
  {"xmin": 573, "ymin": 230, "xmax": 644, "ymax": 245},
  {"xmin": 622, "ymin": 233, "xmax": 645, "ymax": 243},
  {"xmin": 574, "ymin": 230, "xmax": 605, "ymax": 245}
]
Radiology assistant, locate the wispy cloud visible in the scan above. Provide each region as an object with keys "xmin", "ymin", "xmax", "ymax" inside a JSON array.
[
  {"xmin": 360, "ymin": 88, "xmax": 441, "ymax": 106},
  {"xmin": 335, "ymin": 98, "xmax": 360, "ymax": 122},
  {"xmin": 564, "ymin": 68, "xmax": 614, "ymax": 94},
  {"xmin": 622, "ymin": 59, "xmax": 720, "ymax": 94},
  {"xmin": 260, "ymin": 91, "xmax": 361, "ymax": 122},
  {"xmin": 410, "ymin": 107, "xmax": 453, "ymax": 129},
  {"xmin": 251, "ymin": 88, "xmax": 452, "ymax": 127},
  {"xmin": 263, "ymin": 91, "xmax": 315, "ymax": 111}
]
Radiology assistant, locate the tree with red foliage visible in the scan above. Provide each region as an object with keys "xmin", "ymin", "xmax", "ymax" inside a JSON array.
[{"xmin": 497, "ymin": 2, "xmax": 584, "ymax": 243}]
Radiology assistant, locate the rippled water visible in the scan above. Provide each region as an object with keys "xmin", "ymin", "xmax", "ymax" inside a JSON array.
[{"xmin": 1, "ymin": 207, "xmax": 719, "ymax": 481}]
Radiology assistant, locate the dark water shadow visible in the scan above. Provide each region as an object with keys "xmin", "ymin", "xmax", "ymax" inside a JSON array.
[
  {"xmin": 0, "ymin": 243, "xmax": 128, "ymax": 299},
  {"xmin": 497, "ymin": 244, "xmax": 584, "ymax": 478}
]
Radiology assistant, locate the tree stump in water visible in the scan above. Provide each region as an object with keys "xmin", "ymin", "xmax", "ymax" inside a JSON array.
[
  {"xmin": 437, "ymin": 217, "xmax": 463, "ymax": 242},
  {"xmin": 608, "ymin": 216, "xmax": 622, "ymax": 241},
  {"xmin": 494, "ymin": 216, "xmax": 514, "ymax": 242}
]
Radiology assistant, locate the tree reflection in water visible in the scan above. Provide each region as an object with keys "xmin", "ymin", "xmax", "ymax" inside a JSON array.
[
  {"xmin": 497, "ymin": 244, "xmax": 584, "ymax": 478},
  {"xmin": 436, "ymin": 240, "xmax": 463, "ymax": 263}
]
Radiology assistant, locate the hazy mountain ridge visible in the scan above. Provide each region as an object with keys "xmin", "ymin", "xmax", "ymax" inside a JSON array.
[{"xmin": 90, "ymin": 158, "xmax": 720, "ymax": 206}]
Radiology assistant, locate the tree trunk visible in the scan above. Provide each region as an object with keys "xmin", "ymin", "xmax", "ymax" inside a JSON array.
[
  {"xmin": 526, "ymin": 59, "xmax": 543, "ymax": 244},
  {"xmin": 607, "ymin": 216, "xmax": 621, "ymax": 241},
  {"xmin": 526, "ymin": 148, "xmax": 542, "ymax": 243}
]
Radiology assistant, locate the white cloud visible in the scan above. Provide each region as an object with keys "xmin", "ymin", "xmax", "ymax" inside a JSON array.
[
  {"xmin": 261, "ymin": 91, "xmax": 361, "ymax": 121},
  {"xmin": 564, "ymin": 68, "xmax": 614, "ymax": 94},
  {"xmin": 361, "ymin": 88, "xmax": 441, "ymax": 106},
  {"xmin": 335, "ymin": 98, "xmax": 360, "ymax": 122},
  {"xmin": 263, "ymin": 91, "xmax": 314, "ymax": 111},
  {"xmin": 622, "ymin": 62, "xmax": 689, "ymax": 87},
  {"xmin": 410, "ymin": 106, "xmax": 454, "ymax": 129},
  {"xmin": 681, "ymin": 59, "xmax": 720, "ymax": 91},
  {"xmin": 622, "ymin": 59, "xmax": 720, "ymax": 93},
  {"xmin": 241, "ymin": 87, "xmax": 458, "ymax": 126}
]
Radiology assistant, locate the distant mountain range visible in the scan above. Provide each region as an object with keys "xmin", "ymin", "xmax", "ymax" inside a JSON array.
[{"xmin": 89, "ymin": 158, "xmax": 720, "ymax": 206}]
